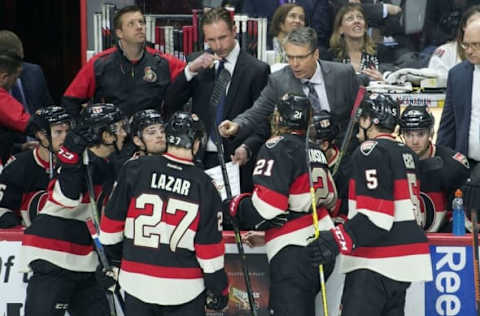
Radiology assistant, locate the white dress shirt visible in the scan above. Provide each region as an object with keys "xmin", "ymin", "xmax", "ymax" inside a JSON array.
[{"xmin": 468, "ymin": 64, "xmax": 480, "ymax": 160}]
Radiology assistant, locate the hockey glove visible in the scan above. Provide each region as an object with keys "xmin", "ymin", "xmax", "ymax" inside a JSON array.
[
  {"xmin": 222, "ymin": 193, "xmax": 252, "ymax": 225},
  {"xmin": 95, "ymin": 265, "xmax": 119, "ymax": 293},
  {"xmin": 307, "ymin": 225, "xmax": 354, "ymax": 268},
  {"xmin": 254, "ymin": 212, "xmax": 288, "ymax": 230},
  {"xmin": 205, "ymin": 289, "xmax": 229, "ymax": 311},
  {"xmin": 463, "ymin": 178, "xmax": 480, "ymax": 213},
  {"xmin": 57, "ymin": 126, "xmax": 92, "ymax": 165},
  {"xmin": 0, "ymin": 212, "xmax": 22, "ymax": 228}
]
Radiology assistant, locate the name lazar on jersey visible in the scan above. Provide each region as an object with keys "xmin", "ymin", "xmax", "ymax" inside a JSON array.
[
  {"xmin": 150, "ymin": 173, "xmax": 191, "ymax": 196},
  {"xmin": 308, "ymin": 149, "xmax": 327, "ymax": 164}
]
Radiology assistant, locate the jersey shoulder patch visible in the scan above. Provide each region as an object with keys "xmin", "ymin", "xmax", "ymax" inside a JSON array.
[
  {"xmin": 360, "ymin": 141, "xmax": 378, "ymax": 156},
  {"xmin": 452, "ymin": 152, "xmax": 469, "ymax": 169},
  {"xmin": 265, "ymin": 136, "xmax": 284, "ymax": 149}
]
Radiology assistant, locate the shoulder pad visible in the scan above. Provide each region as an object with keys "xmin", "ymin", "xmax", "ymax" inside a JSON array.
[
  {"xmin": 452, "ymin": 152, "xmax": 469, "ymax": 169},
  {"xmin": 360, "ymin": 140, "xmax": 377, "ymax": 156},
  {"xmin": 265, "ymin": 136, "xmax": 284, "ymax": 149}
]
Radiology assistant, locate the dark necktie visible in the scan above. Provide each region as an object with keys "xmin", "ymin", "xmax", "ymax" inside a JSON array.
[
  {"xmin": 209, "ymin": 60, "xmax": 231, "ymax": 140},
  {"xmin": 305, "ymin": 81, "xmax": 322, "ymax": 113}
]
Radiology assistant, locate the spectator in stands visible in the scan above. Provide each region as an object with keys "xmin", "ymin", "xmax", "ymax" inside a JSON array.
[
  {"xmin": 437, "ymin": 19, "xmax": 480, "ymax": 168},
  {"xmin": 166, "ymin": 7, "xmax": 270, "ymax": 192},
  {"xmin": 62, "ymin": 5, "xmax": 185, "ymax": 118},
  {"xmin": 428, "ymin": 5, "xmax": 480, "ymax": 81},
  {"xmin": 271, "ymin": 3, "xmax": 306, "ymax": 63},
  {"xmin": 0, "ymin": 49, "xmax": 31, "ymax": 168},
  {"xmin": 329, "ymin": 3, "xmax": 383, "ymax": 81},
  {"xmin": 242, "ymin": 0, "xmax": 332, "ymax": 48}
]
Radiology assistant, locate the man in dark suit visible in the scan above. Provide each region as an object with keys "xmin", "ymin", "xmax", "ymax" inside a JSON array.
[
  {"xmin": 0, "ymin": 30, "xmax": 53, "ymax": 114},
  {"xmin": 166, "ymin": 7, "xmax": 270, "ymax": 192},
  {"xmin": 437, "ymin": 19, "xmax": 480, "ymax": 167},
  {"xmin": 219, "ymin": 26, "xmax": 359, "ymax": 145}
]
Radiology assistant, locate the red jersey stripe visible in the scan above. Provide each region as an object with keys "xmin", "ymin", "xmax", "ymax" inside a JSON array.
[
  {"xmin": 253, "ymin": 184, "xmax": 288, "ymax": 210},
  {"xmin": 195, "ymin": 241, "xmax": 225, "ymax": 259},
  {"xmin": 350, "ymin": 242, "xmax": 430, "ymax": 258},
  {"xmin": 22, "ymin": 234, "xmax": 94, "ymax": 256},
  {"xmin": 121, "ymin": 259, "xmax": 203, "ymax": 279}
]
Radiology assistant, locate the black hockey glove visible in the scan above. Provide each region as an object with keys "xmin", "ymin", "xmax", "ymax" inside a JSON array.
[
  {"xmin": 463, "ymin": 178, "xmax": 480, "ymax": 213},
  {"xmin": 307, "ymin": 225, "xmax": 354, "ymax": 268},
  {"xmin": 254, "ymin": 213, "xmax": 288, "ymax": 230},
  {"xmin": 205, "ymin": 289, "xmax": 229, "ymax": 311},
  {"xmin": 57, "ymin": 126, "xmax": 93, "ymax": 166},
  {"xmin": 222, "ymin": 193, "xmax": 252, "ymax": 225},
  {"xmin": 0, "ymin": 212, "xmax": 22, "ymax": 228},
  {"xmin": 95, "ymin": 265, "xmax": 119, "ymax": 293}
]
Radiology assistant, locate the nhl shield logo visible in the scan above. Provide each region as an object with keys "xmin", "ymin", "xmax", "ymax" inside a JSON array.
[
  {"xmin": 360, "ymin": 140, "xmax": 377, "ymax": 156},
  {"xmin": 143, "ymin": 66, "xmax": 157, "ymax": 83},
  {"xmin": 266, "ymin": 136, "xmax": 284, "ymax": 149},
  {"xmin": 452, "ymin": 152, "xmax": 469, "ymax": 168}
]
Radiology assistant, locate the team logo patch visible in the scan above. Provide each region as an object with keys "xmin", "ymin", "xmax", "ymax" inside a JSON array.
[
  {"xmin": 143, "ymin": 66, "xmax": 157, "ymax": 82},
  {"xmin": 452, "ymin": 152, "xmax": 469, "ymax": 168},
  {"xmin": 360, "ymin": 141, "xmax": 377, "ymax": 155},
  {"xmin": 402, "ymin": 153, "xmax": 415, "ymax": 169},
  {"xmin": 265, "ymin": 136, "xmax": 284, "ymax": 149}
]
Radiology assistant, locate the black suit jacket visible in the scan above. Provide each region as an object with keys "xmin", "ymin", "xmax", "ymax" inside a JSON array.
[
  {"xmin": 16, "ymin": 62, "xmax": 53, "ymax": 113},
  {"xmin": 166, "ymin": 49, "xmax": 270, "ymax": 156}
]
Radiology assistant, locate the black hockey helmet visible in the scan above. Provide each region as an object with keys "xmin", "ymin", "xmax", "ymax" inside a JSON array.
[
  {"xmin": 359, "ymin": 93, "xmax": 399, "ymax": 131},
  {"xmin": 130, "ymin": 109, "xmax": 164, "ymax": 137},
  {"xmin": 276, "ymin": 93, "xmax": 311, "ymax": 130},
  {"xmin": 165, "ymin": 111, "xmax": 206, "ymax": 150},
  {"xmin": 78, "ymin": 103, "xmax": 124, "ymax": 145},
  {"xmin": 31, "ymin": 106, "xmax": 72, "ymax": 134},
  {"xmin": 399, "ymin": 105, "xmax": 434, "ymax": 131},
  {"xmin": 312, "ymin": 110, "xmax": 338, "ymax": 142}
]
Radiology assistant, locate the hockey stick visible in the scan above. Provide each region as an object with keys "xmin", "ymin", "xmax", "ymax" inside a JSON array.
[
  {"xmin": 83, "ymin": 150, "xmax": 125, "ymax": 316},
  {"xmin": 332, "ymin": 86, "xmax": 366, "ymax": 176},
  {"xmin": 212, "ymin": 128, "xmax": 258, "ymax": 316},
  {"xmin": 471, "ymin": 208, "xmax": 480, "ymax": 316},
  {"xmin": 305, "ymin": 123, "xmax": 329, "ymax": 316},
  {"xmin": 48, "ymin": 152, "xmax": 54, "ymax": 180}
]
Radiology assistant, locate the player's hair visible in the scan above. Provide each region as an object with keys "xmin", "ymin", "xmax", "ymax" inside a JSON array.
[
  {"xmin": 113, "ymin": 5, "xmax": 143, "ymax": 31},
  {"xmin": 0, "ymin": 49, "xmax": 22, "ymax": 75},
  {"xmin": 284, "ymin": 26, "xmax": 318, "ymax": 52},
  {"xmin": 0, "ymin": 30, "xmax": 24, "ymax": 59},
  {"xmin": 201, "ymin": 7, "xmax": 234, "ymax": 32}
]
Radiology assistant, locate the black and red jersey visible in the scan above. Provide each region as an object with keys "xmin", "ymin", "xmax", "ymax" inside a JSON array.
[
  {"xmin": 418, "ymin": 144, "xmax": 469, "ymax": 232},
  {"xmin": 99, "ymin": 153, "xmax": 227, "ymax": 305},
  {"xmin": 62, "ymin": 45, "xmax": 185, "ymax": 117},
  {"xmin": 19, "ymin": 151, "xmax": 115, "ymax": 273},
  {"xmin": 238, "ymin": 134, "xmax": 336, "ymax": 262},
  {"xmin": 342, "ymin": 135, "xmax": 432, "ymax": 282},
  {"xmin": 0, "ymin": 148, "xmax": 51, "ymax": 227}
]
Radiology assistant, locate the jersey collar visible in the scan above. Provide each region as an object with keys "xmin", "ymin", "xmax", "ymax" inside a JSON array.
[
  {"xmin": 163, "ymin": 152, "xmax": 195, "ymax": 165},
  {"xmin": 33, "ymin": 147, "xmax": 50, "ymax": 170}
]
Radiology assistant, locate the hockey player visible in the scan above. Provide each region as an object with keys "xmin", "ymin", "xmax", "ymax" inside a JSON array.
[
  {"xmin": 0, "ymin": 106, "xmax": 71, "ymax": 228},
  {"xmin": 223, "ymin": 94, "xmax": 336, "ymax": 316},
  {"xmin": 129, "ymin": 108, "xmax": 166, "ymax": 156},
  {"xmin": 99, "ymin": 111, "xmax": 229, "ymax": 315},
  {"xmin": 400, "ymin": 105, "xmax": 470, "ymax": 232},
  {"xmin": 308, "ymin": 94, "xmax": 433, "ymax": 316},
  {"xmin": 19, "ymin": 103, "xmax": 126, "ymax": 316}
]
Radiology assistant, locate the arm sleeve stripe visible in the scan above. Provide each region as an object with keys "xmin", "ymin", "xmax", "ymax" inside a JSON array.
[
  {"xmin": 100, "ymin": 214, "xmax": 125, "ymax": 233},
  {"xmin": 195, "ymin": 241, "xmax": 225, "ymax": 260},
  {"xmin": 253, "ymin": 184, "xmax": 288, "ymax": 211}
]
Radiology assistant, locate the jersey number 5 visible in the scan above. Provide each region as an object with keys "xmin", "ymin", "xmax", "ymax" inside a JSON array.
[{"xmin": 134, "ymin": 193, "xmax": 199, "ymax": 252}]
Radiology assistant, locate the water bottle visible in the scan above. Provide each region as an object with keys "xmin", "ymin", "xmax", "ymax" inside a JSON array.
[{"xmin": 452, "ymin": 189, "xmax": 466, "ymax": 236}]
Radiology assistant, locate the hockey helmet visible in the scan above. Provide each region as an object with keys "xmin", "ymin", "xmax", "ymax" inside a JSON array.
[
  {"xmin": 399, "ymin": 105, "xmax": 434, "ymax": 131},
  {"xmin": 165, "ymin": 111, "xmax": 206, "ymax": 149},
  {"xmin": 31, "ymin": 106, "xmax": 72, "ymax": 133},
  {"xmin": 79, "ymin": 103, "xmax": 124, "ymax": 145},
  {"xmin": 276, "ymin": 93, "xmax": 311, "ymax": 130},
  {"xmin": 312, "ymin": 110, "xmax": 339, "ymax": 142},
  {"xmin": 130, "ymin": 109, "xmax": 164, "ymax": 137},
  {"xmin": 359, "ymin": 93, "xmax": 399, "ymax": 131}
]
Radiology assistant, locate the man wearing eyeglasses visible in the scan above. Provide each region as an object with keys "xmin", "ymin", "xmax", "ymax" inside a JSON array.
[
  {"xmin": 219, "ymin": 26, "xmax": 359, "ymax": 146},
  {"xmin": 437, "ymin": 19, "xmax": 480, "ymax": 171}
]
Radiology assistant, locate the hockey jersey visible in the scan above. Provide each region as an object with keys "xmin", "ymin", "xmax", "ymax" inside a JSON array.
[
  {"xmin": 418, "ymin": 144, "xmax": 469, "ymax": 232},
  {"xmin": 99, "ymin": 153, "xmax": 227, "ymax": 305},
  {"xmin": 19, "ymin": 151, "xmax": 115, "ymax": 273},
  {"xmin": 0, "ymin": 147, "xmax": 50, "ymax": 227},
  {"xmin": 239, "ymin": 134, "xmax": 336, "ymax": 262},
  {"xmin": 342, "ymin": 135, "xmax": 432, "ymax": 282}
]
